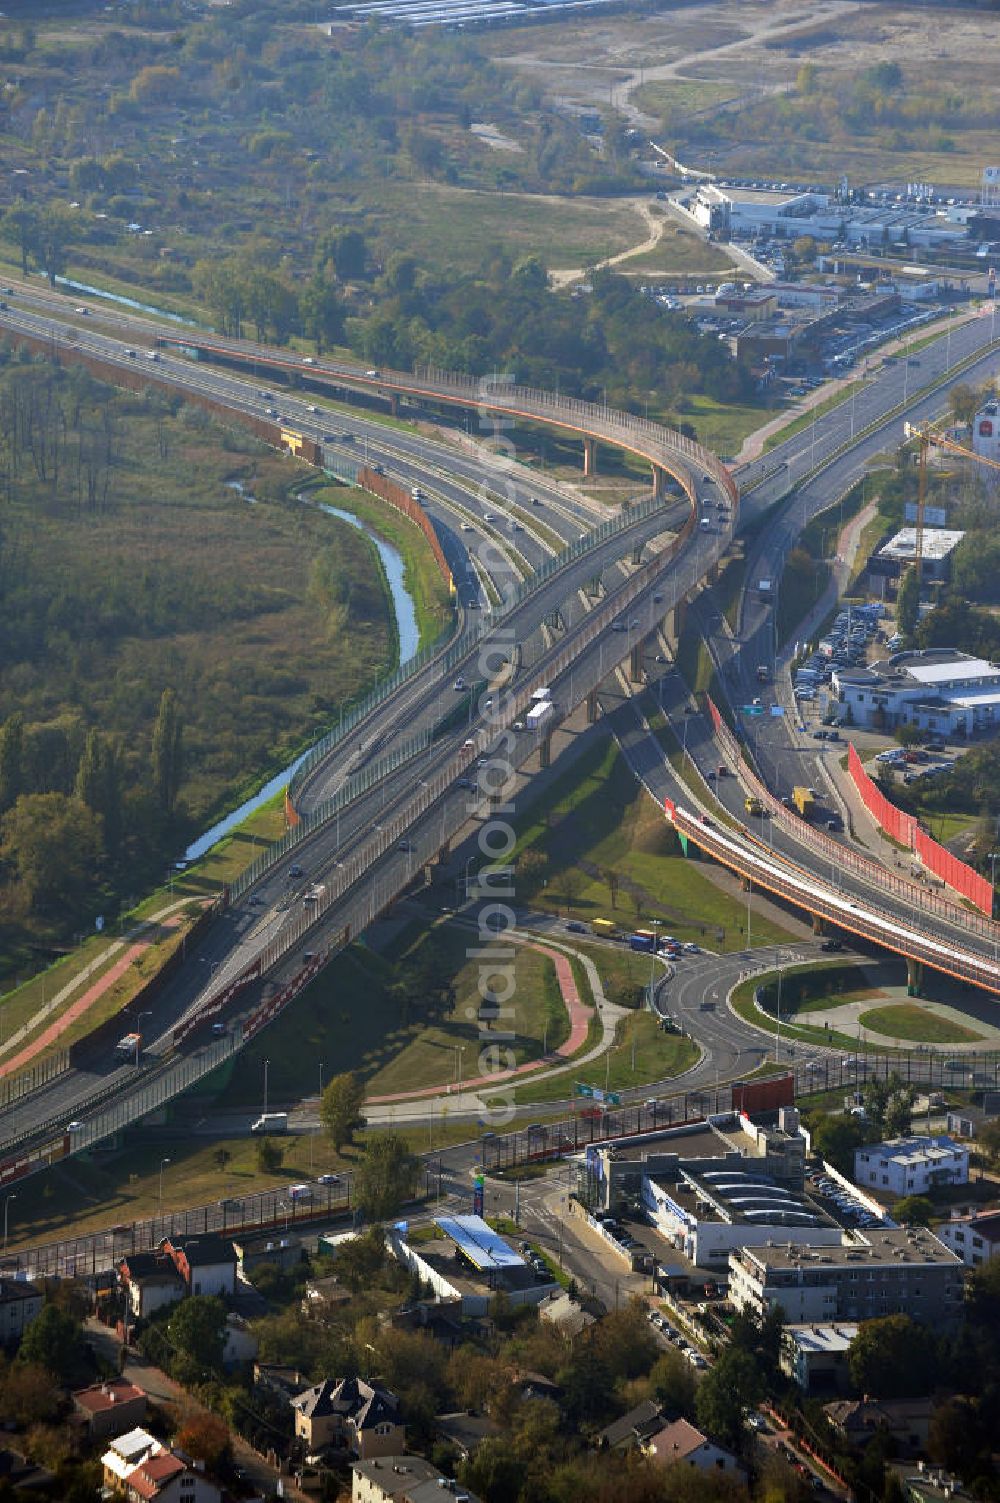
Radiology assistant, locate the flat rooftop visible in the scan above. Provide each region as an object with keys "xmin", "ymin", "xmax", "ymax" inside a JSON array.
[
  {"xmin": 878, "ymin": 527, "xmax": 965, "ymax": 564},
  {"xmin": 678, "ymin": 1167, "xmax": 826, "ymax": 1230},
  {"xmin": 737, "ymin": 1226, "xmax": 961, "ymax": 1272},
  {"xmin": 784, "ymin": 1322, "xmax": 859, "ymax": 1355}
]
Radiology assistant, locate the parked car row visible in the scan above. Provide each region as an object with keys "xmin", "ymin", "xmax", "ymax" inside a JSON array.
[{"xmin": 807, "ymin": 1170, "xmax": 882, "ymax": 1228}]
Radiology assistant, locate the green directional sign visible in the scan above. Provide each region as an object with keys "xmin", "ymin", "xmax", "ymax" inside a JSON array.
[
  {"xmin": 575, "ymin": 1082, "xmax": 595, "ymax": 1098},
  {"xmin": 741, "ymin": 705, "xmax": 765, "ymax": 717}
]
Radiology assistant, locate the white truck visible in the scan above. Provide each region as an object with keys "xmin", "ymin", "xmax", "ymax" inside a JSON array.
[
  {"xmin": 250, "ymin": 1112, "xmax": 288, "ymax": 1135},
  {"xmin": 526, "ymin": 700, "xmax": 554, "ymax": 731},
  {"xmin": 531, "ymin": 686, "xmax": 552, "ymax": 703}
]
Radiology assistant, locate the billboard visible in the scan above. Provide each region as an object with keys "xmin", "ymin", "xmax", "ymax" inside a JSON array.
[
  {"xmin": 904, "ymin": 502, "xmax": 947, "ymax": 528},
  {"xmin": 731, "ymin": 1074, "xmax": 794, "ymax": 1115}
]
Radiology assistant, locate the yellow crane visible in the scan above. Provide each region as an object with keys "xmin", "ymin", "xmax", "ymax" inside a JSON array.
[{"xmin": 902, "ymin": 419, "xmax": 1000, "ymax": 585}]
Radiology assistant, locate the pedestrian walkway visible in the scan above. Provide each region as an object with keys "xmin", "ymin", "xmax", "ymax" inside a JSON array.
[{"xmin": 0, "ymin": 898, "xmax": 202, "ymax": 1078}]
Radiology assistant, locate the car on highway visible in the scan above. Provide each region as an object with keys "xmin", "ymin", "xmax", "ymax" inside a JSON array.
[
  {"xmin": 453, "ymin": 678, "xmax": 466, "ymax": 691},
  {"xmin": 820, "ymin": 939, "xmax": 842, "ymax": 952},
  {"xmin": 460, "ymin": 522, "xmax": 473, "ymax": 531},
  {"xmin": 288, "ymin": 863, "xmax": 304, "ymax": 878},
  {"xmin": 317, "ymin": 1173, "xmax": 341, "ymax": 1185},
  {"xmin": 75, "ymin": 305, "xmax": 88, "ymax": 315}
]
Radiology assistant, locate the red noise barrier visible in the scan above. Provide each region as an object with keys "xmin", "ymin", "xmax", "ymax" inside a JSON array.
[
  {"xmin": 357, "ymin": 468, "xmax": 453, "ymax": 589},
  {"xmin": 848, "ymin": 743, "xmax": 993, "ymax": 915},
  {"xmin": 847, "ymin": 742, "xmax": 917, "ymax": 848},
  {"xmin": 914, "ymin": 827, "xmax": 994, "ymax": 916}
]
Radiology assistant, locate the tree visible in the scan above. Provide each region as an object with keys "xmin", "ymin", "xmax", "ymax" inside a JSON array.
[
  {"xmin": 0, "ymin": 1363, "xmax": 62, "ymax": 1425},
  {"xmin": 695, "ymin": 1347, "xmax": 761, "ymax": 1450},
  {"xmin": 603, "ymin": 867, "xmax": 620, "ymax": 910},
  {"xmin": 254, "ymin": 1137, "xmax": 283, "ymax": 1173},
  {"xmin": 847, "ymin": 1315, "xmax": 938, "ymax": 1399},
  {"xmin": 166, "ymin": 1295, "xmax": 228, "ymax": 1377},
  {"xmin": 74, "ymin": 730, "xmax": 123, "ymax": 858},
  {"xmin": 151, "ymin": 688, "xmax": 183, "ymax": 815},
  {"xmin": 1, "ymin": 203, "xmax": 38, "ymax": 278},
  {"xmin": 948, "ymin": 383, "xmax": 981, "ymax": 430},
  {"xmin": 0, "ymin": 712, "xmax": 24, "ymax": 815},
  {"xmin": 1, "ymin": 793, "xmax": 103, "ymax": 914},
  {"xmin": 320, "ymin": 1071, "xmax": 366, "ymax": 1152},
  {"xmin": 517, "ymin": 849, "xmax": 548, "ymax": 889},
  {"xmin": 353, "ymin": 1132, "xmax": 420, "ymax": 1221},
  {"xmin": 174, "ymin": 1412, "xmax": 231, "ymax": 1470},
  {"xmin": 461, "ymin": 1435, "xmax": 526, "ymax": 1503},
  {"xmin": 35, "ymin": 206, "xmax": 77, "ymax": 289},
  {"xmin": 976, "ymin": 1116, "xmax": 1000, "ymax": 1169},
  {"xmin": 892, "ymin": 1195, "xmax": 934, "ymax": 1228},
  {"xmin": 213, "ymin": 1147, "xmax": 232, "ymax": 1173},
  {"xmin": 334, "ymin": 1225, "xmax": 387, "ymax": 1292},
  {"xmin": 649, "ymin": 1348, "xmax": 696, "ymax": 1416},
  {"xmin": 896, "ymin": 564, "xmax": 920, "ymax": 638},
  {"xmin": 18, "ymin": 1306, "xmax": 86, "ymax": 1385},
  {"xmin": 808, "ymin": 1110, "xmax": 869, "ymax": 1173},
  {"xmin": 299, "ymin": 276, "xmax": 344, "ymax": 354}
]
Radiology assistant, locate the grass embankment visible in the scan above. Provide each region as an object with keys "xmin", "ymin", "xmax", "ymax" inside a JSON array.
[
  {"xmin": 494, "ymin": 1011, "xmax": 700, "ymax": 1107},
  {"xmin": 729, "ymin": 967, "xmax": 883, "ymax": 1054},
  {"xmin": 510, "ymin": 733, "xmax": 796, "ymax": 950},
  {"xmin": 1, "ymin": 1117, "xmax": 477, "ymax": 1256},
  {"xmin": 312, "ymin": 481, "xmax": 454, "ymax": 650},
  {"xmin": 858, "ymin": 1003, "xmax": 984, "ymax": 1045},
  {"xmin": 210, "ymin": 917, "xmax": 579, "ymax": 1109}
]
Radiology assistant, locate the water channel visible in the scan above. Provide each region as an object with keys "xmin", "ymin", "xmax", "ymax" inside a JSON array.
[{"xmin": 182, "ymin": 498, "xmax": 420, "ymax": 862}]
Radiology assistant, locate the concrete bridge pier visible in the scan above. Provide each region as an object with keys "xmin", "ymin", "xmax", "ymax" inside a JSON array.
[
  {"xmin": 583, "ymin": 436, "xmax": 597, "ymax": 477},
  {"xmin": 388, "ymin": 392, "xmax": 400, "ymax": 417},
  {"xmin": 539, "ymin": 734, "xmax": 552, "ymax": 770},
  {"xmin": 812, "ymin": 915, "xmax": 826, "ymax": 936},
  {"xmin": 630, "ymin": 637, "xmax": 647, "ymax": 683},
  {"xmin": 652, "ymin": 464, "xmax": 668, "ymax": 499},
  {"xmin": 586, "ymin": 689, "xmax": 599, "ymax": 724},
  {"xmin": 669, "ymin": 597, "xmax": 687, "ymax": 642},
  {"xmin": 906, "ymin": 957, "xmax": 923, "ymax": 997}
]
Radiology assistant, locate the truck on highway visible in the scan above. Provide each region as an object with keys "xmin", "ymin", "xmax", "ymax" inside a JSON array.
[
  {"xmin": 526, "ymin": 699, "xmax": 554, "ymax": 731},
  {"xmin": 792, "ymin": 785, "xmax": 815, "ymax": 819},
  {"xmin": 744, "ymin": 795, "xmax": 763, "ymax": 815},
  {"xmin": 630, "ymin": 930, "xmax": 657, "ymax": 953},
  {"xmin": 755, "ymin": 665, "xmax": 769, "ymax": 683},
  {"xmin": 757, "ymin": 579, "xmax": 774, "ymax": 603},
  {"xmin": 115, "ymin": 1032, "xmax": 141, "ymax": 1061},
  {"xmin": 250, "ymin": 1112, "xmax": 288, "ymax": 1135},
  {"xmin": 531, "ymin": 686, "xmax": 552, "ymax": 703},
  {"xmin": 592, "ymin": 917, "xmax": 621, "ymax": 940}
]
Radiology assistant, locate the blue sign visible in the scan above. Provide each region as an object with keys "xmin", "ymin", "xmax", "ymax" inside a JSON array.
[
  {"xmin": 769, "ymin": 705, "xmax": 785, "ymax": 717},
  {"xmin": 741, "ymin": 705, "xmax": 765, "ymax": 717}
]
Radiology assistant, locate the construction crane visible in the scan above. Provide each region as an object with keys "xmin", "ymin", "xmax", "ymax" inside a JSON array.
[{"xmin": 902, "ymin": 419, "xmax": 1000, "ymax": 585}]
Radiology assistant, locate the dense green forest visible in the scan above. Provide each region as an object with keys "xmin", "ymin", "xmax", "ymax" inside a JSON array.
[{"xmin": 0, "ymin": 351, "xmax": 394, "ymax": 964}]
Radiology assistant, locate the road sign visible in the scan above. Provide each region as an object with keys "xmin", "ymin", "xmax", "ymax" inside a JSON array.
[
  {"xmin": 769, "ymin": 705, "xmax": 785, "ymax": 717},
  {"xmin": 741, "ymin": 705, "xmax": 765, "ymax": 717},
  {"xmin": 575, "ymin": 1084, "xmax": 621, "ymax": 1105}
]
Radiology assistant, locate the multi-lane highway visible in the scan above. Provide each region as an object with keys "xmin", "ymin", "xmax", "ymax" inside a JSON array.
[{"xmin": 1, "ymin": 286, "xmax": 998, "ymax": 1183}]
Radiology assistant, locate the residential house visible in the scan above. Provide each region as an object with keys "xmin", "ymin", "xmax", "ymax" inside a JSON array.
[
  {"xmin": 0, "ymin": 1446, "xmax": 54, "ymax": 1493},
  {"xmin": 292, "ymin": 1377, "xmax": 404, "ymax": 1460},
  {"xmin": 162, "ymin": 1236, "xmax": 237, "ymax": 1298},
  {"xmin": 102, "ymin": 1428, "xmax": 164, "ymax": 1493},
  {"xmin": 937, "ymin": 1210, "xmax": 1000, "ymax": 1267},
  {"xmin": 824, "ymin": 1398, "xmax": 936, "ymax": 1458},
  {"xmin": 301, "ymin": 1275, "xmax": 353, "ymax": 1321},
  {"xmin": 780, "ymin": 1324, "xmax": 858, "ymax": 1394},
  {"xmin": 352, "ymin": 1455, "xmax": 484, "ymax": 1503},
  {"xmin": 434, "ymin": 1412, "xmax": 500, "ymax": 1462},
  {"xmin": 118, "ymin": 1253, "xmax": 186, "ymax": 1319},
  {"xmin": 222, "ymin": 1314, "xmax": 258, "ymax": 1369},
  {"xmin": 231, "ymin": 1232, "xmax": 303, "ymax": 1279},
  {"xmin": 121, "ymin": 1452, "xmax": 220, "ymax": 1503},
  {"xmin": 538, "ymin": 1290, "xmax": 596, "ymax": 1338},
  {"xmin": 73, "ymin": 1377, "xmax": 148, "ymax": 1442},
  {"xmin": 596, "ymin": 1400, "xmax": 665, "ymax": 1452},
  {"xmin": 854, "ymin": 1137, "xmax": 968, "ymax": 1197},
  {"xmin": 101, "ymin": 1427, "xmax": 221, "ymax": 1503},
  {"xmin": 0, "ymin": 1279, "xmax": 43, "ymax": 1343},
  {"xmin": 646, "ymin": 1418, "xmax": 742, "ymax": 1475}
]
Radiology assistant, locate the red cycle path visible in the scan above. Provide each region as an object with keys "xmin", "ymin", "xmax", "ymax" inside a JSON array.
[
  {"xmin": 0, "ymin": 919, "xmax": 181, "ymax": 1079},
  {"xmin": 368, "ymin": 940, "xmax": 592, "ymax": 1104}
]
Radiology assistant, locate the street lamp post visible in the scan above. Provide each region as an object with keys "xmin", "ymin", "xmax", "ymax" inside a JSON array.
[
  {"xmin": 136, "ymin": 1011, "xmax": 152, "ymax": 1066},
  {"xmin": 158, "ymin": 1158, "xmax": 170, "ymax": 1214},
  {"xmin": 263, "ymin": 1058, "xmax": 270, "ymax": 1116},
  {"xmin": 3, "ymin": 1193, "xmax": 16, "ymax": 1255}
]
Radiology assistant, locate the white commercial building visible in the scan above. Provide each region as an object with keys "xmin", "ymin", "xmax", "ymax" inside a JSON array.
[
  {"xmin": 683, "ymin": 184, "xmax": 969, "ymax": 251},
  {"xmin": 833, "ymin": 649, "xmax": 1000, "ymax": 735},
  {"xmin": 854, "ymin": 1135, "xmax": 968, "ymax": 1196},
  {"xmin": 643, "ymin": 1165, "xmax": 841, "ymax": 1269}
]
